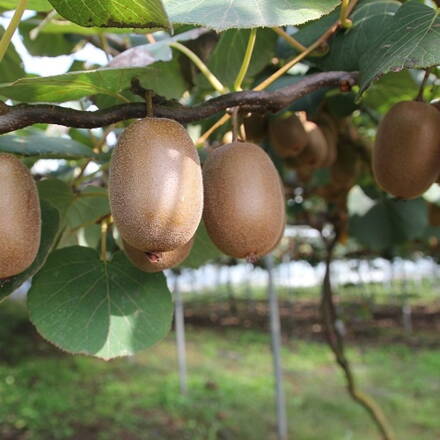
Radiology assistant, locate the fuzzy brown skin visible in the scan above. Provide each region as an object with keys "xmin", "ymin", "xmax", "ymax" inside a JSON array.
[
  {"xmin": 316, "ymin": 114, "xmax": 338, "ymax": 168},
  {"xmin": 109, "ymin": 117, "xmax": 203, "ymax": 252},
  {"xmin": 243, "ymin": 112, "xmax": 269, "ymax": 144},
  {"xmin": 428, "ymin": 203, "xmax": 440, "ymax": 227},
  {"xmin": 0, "ymin": 154, "xmax": 41, "ymax": 278},
  {"xmin": 123, "ymin": 238, "xmax": 194, "ymax": 273},
  {"xmin": 203, "ymin": 142, "xmax": 285, "ymax": 259},
  {"xmin": 268, "ymin": 113, "xmax": 308, "ymax": 158},
  {"xmin": 373, "ymin": 101, "xmax": 440, "ymax": 199}
]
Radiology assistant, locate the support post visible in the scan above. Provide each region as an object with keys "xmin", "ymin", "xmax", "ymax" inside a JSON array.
[
  {"xmin": 265, "ymin": 254, "xmax": 288, "ymax": 440},
  {"xmin": 174, "ymin": 274, "xmax": 188, "ymax": 395}
]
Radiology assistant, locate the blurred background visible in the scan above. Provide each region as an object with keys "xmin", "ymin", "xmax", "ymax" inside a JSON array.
[{"xmin": 1, "ymin": 5, "xmax": 440, "ymax": 440}]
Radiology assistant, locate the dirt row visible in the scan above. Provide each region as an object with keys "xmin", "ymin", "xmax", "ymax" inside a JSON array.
[{"xmin": 182, "ymin": 298, "xmax": 440, "ymax": 347}]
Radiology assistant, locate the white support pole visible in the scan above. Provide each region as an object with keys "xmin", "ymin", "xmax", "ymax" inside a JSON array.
[
  {"xmin": 265, "ymin": 254, "xmax": 288, "ymax": 440},
  {"xmin": 174, "ymin": 275, "xmax": 188, "ymax": 395}
]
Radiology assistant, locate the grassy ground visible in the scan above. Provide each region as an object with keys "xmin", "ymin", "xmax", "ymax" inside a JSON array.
[{"xmin": 0, "ymin": 300, "xmax": 439, "ymax": 440}]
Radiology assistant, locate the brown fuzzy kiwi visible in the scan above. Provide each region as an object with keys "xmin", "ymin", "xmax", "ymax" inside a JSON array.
[
  {"xmin": 428, "ymin": 203, "xmax": 440, "ymax": 227},
  {"xmin": 109, "ymin": 117, "xmax": 203, "ymax": 253},
  {"xmin": 123, "ymin": 238, "xmax": 194, "ymax": 273},
  {"xmin": 0, "ymin": 153, "xmax": 41, "ymax": 279},
  {"xmin": 373, "ymin": 101, "xmax": 440, "ymax": 199},
  {"xmin": 316, "ymin": 133, "xmax": 360, "ymax": 202},
  {"xmin": 244, "ymin": 112, "xmax": 269, "ymax": 144},
  {"xmin": 315, "ymin": 113, "xmax": 339, "ymax": 168},
  {"xmin": 203, "ymin": 142, "xmax": 285, "ymax": 260},
  {"xmin": 268, "ymin": 113, "xmax": 308, "ymax": 158}
]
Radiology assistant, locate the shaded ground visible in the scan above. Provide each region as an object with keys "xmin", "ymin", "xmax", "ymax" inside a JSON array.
[{"xmin": 0, "ymin": 299, "xmax": 439, "ymax": 440}]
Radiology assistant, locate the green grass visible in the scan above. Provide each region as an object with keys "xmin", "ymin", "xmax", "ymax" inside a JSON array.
[{"xmin": 0, "ymin": 300, "xmax": 439, "ymax": 440}]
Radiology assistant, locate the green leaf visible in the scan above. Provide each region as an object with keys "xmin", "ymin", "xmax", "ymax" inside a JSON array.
[
  {"xmin": 359, "ymin": 1, "xmax": 440, "ymax": 93},
  {"xmin": 165, "ymin": 0, "xmax": 339, "ymax": 31},
  {"xmin": 109, "ymin": 28, "xmax": 209, "ymax": 68},
  {"xmin": 48, "ymin": 0, "xmax": 170, "ymax": 29},
  {"xmin": 38, "ymin": 179, "xmax": 75, "ymax": 219},
  {"xmin": 0, "ymin": 135, "xmax": 96, "ymax": 159},
  {"xmin": 38, "ymin": 180, "xmax": 110, "ymax": 231},
  {"xmin": 363, "ymin": 71, "xmax": 418, "ymax": 114},
  {"xmin": 197, "ymin": 29, "xmax": 277, "ymax": 89},
  {"xmin": 181, "ymin": 222, "xmax": 222, "ymax": 269},
  {"xmin": 27, "ymin": 246, "xmax": 173, "ymax": 359},
  {"xmin": 0, "ymin": 59, "xmax": 187, "ymax": 102},
  {"xmin": 349, "ymin": 198, "xmax": 428, "ymax": 251},
  {"xmin": 0, "ymin": 28, "xmax": 25, "ymax": 82},
  {"xmin": 287, "ymin": 0, "xmax": 400, "ymax": 71},
  {"xmin": 19, "ymin": 19, "xmax": 79, "ymax": 57},
  {"xmin": 0, "ymin": 0, "xmax": 51, "ymax": 11},
  {"xmin": 66, "ymin": 186, "xmax": 109, "ymax": 230},
  {"xmin": 0, "ymin": 201, "xmax": 60, "ymax": 303}
]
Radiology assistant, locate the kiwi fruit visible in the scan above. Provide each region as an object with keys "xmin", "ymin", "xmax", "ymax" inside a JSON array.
[
  {"xmin": 244, "ymin": 112, "xmax": 269, "ymax": 144},
  {"xmin": 123, "ymin": 238, "xmax": 194, "ymax": 273},
  {"xmin": 373, "ymin": 101, "xmax": 440, "ymax": 199},
  {"xmin": 109, "ymin": 117, "xmax": 203, "ymax": 254},
  {"xmin": 428, "ymin": 203, "xmax": 440, "ymax": 227},
  {"xmin": 269, "ymin": 113, "xmax": 308, "ymax": 158},
  {"xmin": 0, "ymin": 153, "xmax": 41, "ymax": 279},
  {"xmin": 315, "ymin": 113, "xmax": 339, "ymax": 168},
  {"xmin": 203, "ymin": 142, "xmax": 285, "ymax": 260}
]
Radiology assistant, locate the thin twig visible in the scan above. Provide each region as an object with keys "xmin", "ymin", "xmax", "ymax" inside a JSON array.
[
  {"xmin": 321, "ymin": 231, "xmax": 396, "ymax": 440},
  {"xmin": 0, "ymin": 0, "xmax": 28, "ymax": 62},
  {"xmin": 234, "ymin": 28, "xmax": 257, "ymax": 91},
  {"xmin": 272, "ymin": 27, "xmax": 307, "ymax": 53},
  {"xmin": 170, "ymin": 41, "xmax": 227, "ymax": 93},
  {"xmin": 415, "ymin": 68, "xmax": 432, "ymax": 102}
]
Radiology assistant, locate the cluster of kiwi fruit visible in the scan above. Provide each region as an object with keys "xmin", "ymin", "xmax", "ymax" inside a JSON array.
[
  {"xmin": 373, "ymin": 100, "xmax": 440, "ymax": 199},
  {"xmin": 0, "ymin": 153, "xmax": 41, "ymax": 280},
  {"xmin": 245, "ymin": 109, "xmax": 340, "ymax": 183},
  {"xmin": 109, "ymin": 116, "xmax": 286, "ymax": 273}
]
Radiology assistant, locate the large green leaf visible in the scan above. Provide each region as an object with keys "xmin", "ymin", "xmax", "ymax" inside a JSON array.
[
  {"xmin": 284, "ymin": 0, "xmax": 399, "ymax": 71},
  {"xmin": 0, "ymin": 201, "xmax": 60, "ymax": 303},
  {"xmin": 28, "ymin": 246, "xmax": 173, "ymax": 359},
  {"xmin": 181, "ymin": 222, "xmax": 222, "ymax": 269},
  {"xmin": 0, "ymin": 59, "xmax": 187, "ymax": 103},
  {"xmin": 359, "ymin": 1, "xmax": 440, "ymax": 93},
  {"xmin": 0, "ymin": 0, "xmax": 51, "ymax": 11},
  {"xmin": 349, "ymin": 198, "xmax": 428, "ymax": 251},
  {"xmin": 48, "ymin": 0, "xmax": 170, "ymax": 29},
  {"xmin": 38, "ymin": 179, "xmax": 75, "ymax": 219},
  {"xmin": 0, "ymin": 135, "xmax": 95, "ymax": 159},
  {"xmin": 66, "ymin": 186, "xmax": 109, "ymax": 230},
  {"xmin": 38, "ymin": 180, "xmax": 110, "ymax": 231},
  {"xmin": 197, "ymin": 29, "xmax": 277, "ymax": 90},
  {"xmin": 164, "ymin": 0, "xmax": 339, "ymax": 31},
  {"xmin": 19, "ymin": 19, "xmax": 79, "ymax": 57}
]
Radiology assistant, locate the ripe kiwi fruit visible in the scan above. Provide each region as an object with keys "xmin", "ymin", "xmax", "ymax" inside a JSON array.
[
  {"xmin": 109, "ymin": 117, "xmax": 203, "ymax": 254},
  {"xmin": 428, "ymin": 203, "xmax": 440, "ymax": 227},
  {"xmin": 203, "ymin": 142, "xmax": 285, "ymax": 260},
  {"xmin": 373, "ymin": 101, "xmax": 440, "ymax": 199},
  {"xmin": 244, "ymin": 112, "xmax": 269, "ymax": 144},
  {"xmin": 123, "ymin": 238, "xmax": 194, "ymax": 273},
  {"xmin": 0, "ymin": 153, "xmax": 41, "ymax": 279},
  {"xmin": 268, "ymin": 113, "xmax": 308, "ymax": 158},
  {"xmin": 315, "ymin": 113, "xmax": 339, "ymax": 167}
]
